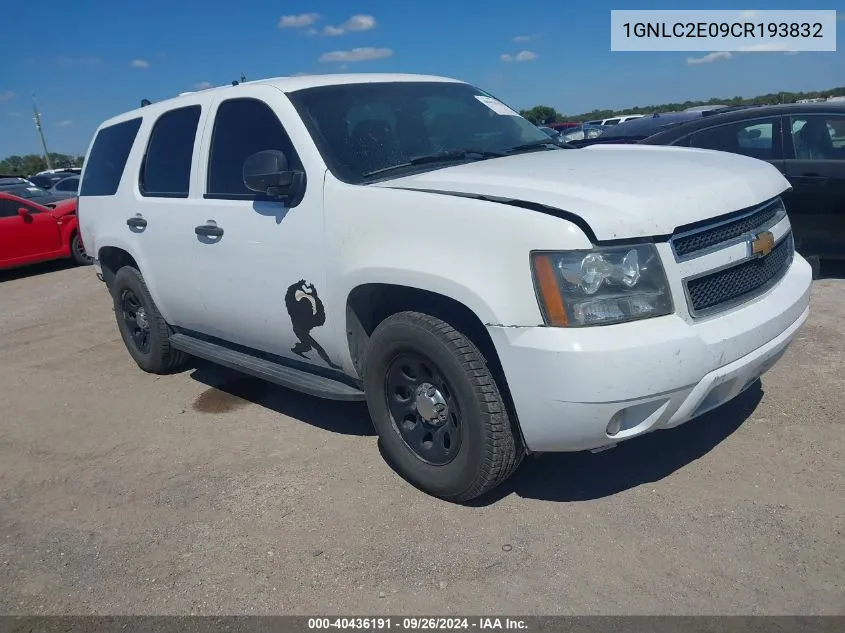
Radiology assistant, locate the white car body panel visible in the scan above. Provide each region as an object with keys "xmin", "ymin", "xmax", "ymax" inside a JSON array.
[
  {"xmin": 77, "ymin": 73, "xmax": 812, "ymax": 455},
  {"xmin": 376, "ymin": 144, "xmax": 791, "ymax": 240}
]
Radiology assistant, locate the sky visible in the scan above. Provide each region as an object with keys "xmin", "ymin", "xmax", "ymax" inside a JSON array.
[{"xmin": 1, "ymin": 0, "xmax": 843, "ymax": 158}]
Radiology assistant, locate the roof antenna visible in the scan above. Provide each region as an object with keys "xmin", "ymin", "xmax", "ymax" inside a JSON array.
[
  {"xmin": 141, "ymin": 98, "xmax": 152, "ymax": 107},
  {"xmin": 240, "ymin": 72, "xmax": 246, "ymax": 83}
]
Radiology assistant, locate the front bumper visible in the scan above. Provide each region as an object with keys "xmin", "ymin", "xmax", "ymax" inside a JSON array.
[{"xmin": 488, "ymin": 255, "xmax": 812, "ymax": 452}]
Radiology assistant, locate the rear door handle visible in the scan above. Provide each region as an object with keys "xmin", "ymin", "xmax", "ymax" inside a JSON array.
[
  {"xmin": 794, "ymin": 174, "xmax": 829, "ymax": 186},
  {"xmin": 195, "ymin": 223, "xmax": 224, "ymax": 238},
  {"xmin": 126, "ymin": 215, "xmax": 147, "ymax": 229}
]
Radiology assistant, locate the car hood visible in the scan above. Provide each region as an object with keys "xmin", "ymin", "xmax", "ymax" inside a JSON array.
[
  {"xmin": 49, "ymin": 198, "xmax": 77, "ymax": 217},
  {"xmin": 372, "ymin": 145, "xmax": 790, "ymax": 240}
]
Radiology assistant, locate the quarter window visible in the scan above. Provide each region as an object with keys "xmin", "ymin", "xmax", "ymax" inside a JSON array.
[
  {"xmin": 80, "ymin": 118, "xmax": 143, "ymax": 196},
  {"xmin": 140, "ymin": 106, "xmax": 201, "ymax": 197},
  {"xmin": 206, "ymin": 98, "xmax": 301, "ymax": 198},
  {"xmin": 55, "ymin": 177, "xmax": 79, "ymax": 192}
]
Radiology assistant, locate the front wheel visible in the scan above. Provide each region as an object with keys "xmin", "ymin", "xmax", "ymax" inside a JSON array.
[
  {"xmin": 363, "ymin": 311, "xmax": 523, "ymax": 502},
  {"xmin": 70, "ymin": 232, "xmax": 93, "ymax": 266}
]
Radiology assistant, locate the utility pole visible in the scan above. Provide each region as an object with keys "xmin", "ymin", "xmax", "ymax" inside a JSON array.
[{"xmin": 32, "ymin": 93, "xmax": 53, "ymax": 171}]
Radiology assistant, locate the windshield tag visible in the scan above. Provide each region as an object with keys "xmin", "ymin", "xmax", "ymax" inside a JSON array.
[{"xmin": 475, "ymin": 95, "xmax": 520, "ymax": 117}]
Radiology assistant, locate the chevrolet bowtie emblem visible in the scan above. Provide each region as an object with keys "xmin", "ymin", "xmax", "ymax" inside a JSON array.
[{"xmin": 750, "ymin": 231, "xmax": 775, "ymax": 258}]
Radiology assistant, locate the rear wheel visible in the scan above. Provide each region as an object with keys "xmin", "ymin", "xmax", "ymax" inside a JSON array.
[
  {"xmin": 111, "ymin": 266, "xmax": 188, "ymax": 373},
  {"xmin": 70, "ymin": 231, "xmax": 93, "ymax": 266},
  {"xmin": 363, "ymin": 311, "xmax": 523, "ymax": 502}
]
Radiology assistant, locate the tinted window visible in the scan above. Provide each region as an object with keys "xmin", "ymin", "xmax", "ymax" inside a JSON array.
[
  {"xmin": 604, "ymin": 118, "xmax": 621, "ymax": 125},
  {"xmin": 288, "ymin": 81, "xmax": 552, "ymax": 184},
  {"xmin": 55, "ymin": 177, "xmax": 79, "ymax": 192},
  {"xmin": 788, "ymin": 114, "xmax": 845, "ymax": 161},
  {"xmin": 688, "ymin": 118, "xmax": 780, "ymax": 160},
  {"xmin": 80, "ymin": 118, "xmax": 142, "ymax": 196},
  {"xmin": 207, "ymin": 99, "xmax": 301, "ymax": 198},
  {"xmin": 140, "ymin": 106, "xmax": 201, "ymax": 197},
  {"xmin": 0, "ymin": 199, "xmax": 20, "ymax": 217}
]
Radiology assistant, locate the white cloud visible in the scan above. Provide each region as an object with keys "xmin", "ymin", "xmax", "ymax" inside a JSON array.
[
  {"xmin": 279, "ymin": 13, "xmax": 320, "ymax": 28},
  {"xmin": 57, "ymin": 120, "xmax": 73, "ymax": 127},
  {"xmin": 318, "ymin": 47, "xmax": 392, "ymax": 62},
  {"xmin": 130, "ymin": 59, "xmax": 150, "ymax": 69},
  {"xmin": 686, "ymin": 51, "xmax": 733, "ymax": 65},
  {"xmin": 306, "ymin": 28, "xmax": 319, "ymax": 35},
  {"xmin": 738, "ymin": 10, "xmax": 758, "ymax": 19},
  {"xmin": 194, "ymin": 81, "xmax": 214, "ymax": 90},
  {"xmin": 343, "ymin": 15, "xmax": 376, "ymax": 31},
  {"xmin": 0, "ymin": 90, "xmax": 15, "ymax": 102},
  {"xmin": 739, "ymin": 42, "xmax": 790, "ymax": 52},
  {"xmin": 501, "ymin": 50, "xmax": 537, "ymax": 62},
  {"xmin": 512, "ymin": 35, "xmax": 533, "ymax": 42},
  {"xmin": 322, "ymin": 14, "xmax": 376, "ymax": 36}
]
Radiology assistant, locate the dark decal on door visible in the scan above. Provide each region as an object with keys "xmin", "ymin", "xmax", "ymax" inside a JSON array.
[{"xmin": 284, "ymin": 280, "xmax": 342, "ymax": 370}]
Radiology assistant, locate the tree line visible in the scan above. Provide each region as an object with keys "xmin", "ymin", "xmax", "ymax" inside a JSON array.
[
  {"xmin": 3, "ymin": 84, "xmax": 845, "ymax": 167},
  {"xmin": 0, "ymin": 153, "xmax": 84, "ymax": 176},
  {"xmin": 519, "ymin": 86, "xmax": 845, "ymax": 125}
]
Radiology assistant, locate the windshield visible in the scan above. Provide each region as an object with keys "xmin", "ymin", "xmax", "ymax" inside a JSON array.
[
  {"xmin": 288, "ymin": 81, "xmax": 554, "ymax": 183},
  {"xmin": 5, "ymin": 186, "xmax": 53, "ymax": 200}
]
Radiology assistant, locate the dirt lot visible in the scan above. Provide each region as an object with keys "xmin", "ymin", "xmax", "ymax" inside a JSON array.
[{"xmin": 0, "ymin": 260, "xmax": 843, "ymax": 616}]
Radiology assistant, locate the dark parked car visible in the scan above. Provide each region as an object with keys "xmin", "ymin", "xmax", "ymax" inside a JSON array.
[{"xmin": 639, "ymin": 103, "xmax": 845, "ymax": 277}]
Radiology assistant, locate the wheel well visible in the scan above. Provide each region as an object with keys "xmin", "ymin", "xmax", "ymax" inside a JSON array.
[
  {"xmin": 346, "ymin": 284, "xmax": 526, "ymax": 448},
  {"xmin": 98, "ymin": 247, "xmax": 138, "ymax": 288}
]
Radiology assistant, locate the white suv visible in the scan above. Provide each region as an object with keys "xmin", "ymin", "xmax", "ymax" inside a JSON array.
[{"xmin": 78, "ymin": 74, "xmax": 812, "ymax": 501}]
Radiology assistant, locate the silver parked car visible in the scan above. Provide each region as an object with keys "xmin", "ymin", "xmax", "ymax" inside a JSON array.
[{"xmin": 45, "ymin": 175, "xmax": 80, "ymax": 200}]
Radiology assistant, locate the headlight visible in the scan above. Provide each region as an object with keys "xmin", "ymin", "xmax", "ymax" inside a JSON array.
[{"xmin": 531, "ymin": 244, "xmax": 673, "ymax": 327}]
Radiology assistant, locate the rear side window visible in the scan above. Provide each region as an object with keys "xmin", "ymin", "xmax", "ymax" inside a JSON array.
[
  {"xmin": 80, "ymin": 118, "xmax": 142, "ymax": 196},
  {"xmin": 206, "ymin": 98, "xmax": 301, "ymax": 199},
  {"xmin": 688, "ymin": 118, "xmax": 781, "ymax": 161},
  {"xmin": 55, "ymin": 177, "xmax": 79, "ymax": 192},
  {"xmin": 140, "ymin": 106, "xmax": 202, "ymax": 197}
]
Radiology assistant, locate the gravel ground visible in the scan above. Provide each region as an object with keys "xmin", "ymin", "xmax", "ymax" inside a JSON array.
[{"xmin": 0, "ymin": 260, "xmax": 843, "ymax": 616}]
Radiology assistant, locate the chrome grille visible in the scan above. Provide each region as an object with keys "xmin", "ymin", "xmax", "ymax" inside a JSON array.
[
  {"xmin": 685, "ymin": 233, "xmax": 794, "ymax": 317},
  {"xmin": 671, "ymin": 198, "xmax": 786, "ymax": 260}
]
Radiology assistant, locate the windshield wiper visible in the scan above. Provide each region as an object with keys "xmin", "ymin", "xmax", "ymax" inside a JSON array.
[
  {"xmin": 504, "ymin": 140, "xmax": 564, "ymax": 154},
  {"xmin": 361, "ymin": 148, "xmax": 504, "ymax": 178}
]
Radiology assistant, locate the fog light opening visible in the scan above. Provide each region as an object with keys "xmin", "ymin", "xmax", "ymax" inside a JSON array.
[{"xmin": 606, "ymin": 411, "xmax": 624, "ymax": 437}]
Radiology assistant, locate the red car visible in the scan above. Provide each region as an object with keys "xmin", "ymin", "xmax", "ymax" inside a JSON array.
[{"xmin": 0, "ymin": 192, "xmax": 92, "ymax": 271}]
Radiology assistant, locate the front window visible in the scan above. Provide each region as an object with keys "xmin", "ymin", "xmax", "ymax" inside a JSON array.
[{"xmin": 288, "ymin": 81, "xmax": 555, "ymax": 184}]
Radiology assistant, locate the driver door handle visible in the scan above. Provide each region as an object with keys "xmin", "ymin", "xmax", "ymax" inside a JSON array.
[{"xmin": 195, "ymin": 223, "xmax": 224, "ymax": 238}]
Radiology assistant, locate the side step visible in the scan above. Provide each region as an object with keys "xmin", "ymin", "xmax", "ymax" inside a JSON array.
[{"xmin": 169, "ymin": 333, "xmax": 365, "ymax": 401}]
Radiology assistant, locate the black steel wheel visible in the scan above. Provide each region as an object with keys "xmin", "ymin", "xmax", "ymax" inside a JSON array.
[
  {"xmin": 120, "ymin": 287, "xmax": 152, "ymax": 354},
  {"xmin": 111, "ymin": 266, "xmax": 189, "ymax": 374},
  {"xmin": 363, "ymin": 311, "xmax": 524, "ymax": 502},
  {"xmin": 385, "ymin": 352, "xmax": 463, "ymax": 466}
]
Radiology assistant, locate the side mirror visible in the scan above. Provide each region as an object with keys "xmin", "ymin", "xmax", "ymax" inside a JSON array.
[
  {"xmin": 243, "ymin": 150, "xmax": 304, "ymax": 203},
  {"xmin": 17, "ymin": 207, "xmax": 30, "ymax": 218}
]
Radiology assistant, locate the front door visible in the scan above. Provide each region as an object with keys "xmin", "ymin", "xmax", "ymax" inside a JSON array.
[
  {"xmin": 0, "ymin": 198, "xmax": 62, "ymax": 267},
  {"xmin": 782, "ymin": 113, "xmax": 845, "ymax": 258},
  {"xmin": 150, "ymin": 87, "xmax": 341, "ymax": 373}
]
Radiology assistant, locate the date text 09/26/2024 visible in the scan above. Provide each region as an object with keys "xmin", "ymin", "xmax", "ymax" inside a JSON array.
[{"xmin": 307, "ymin": 617, "xmax": 527, "ymax": 630}]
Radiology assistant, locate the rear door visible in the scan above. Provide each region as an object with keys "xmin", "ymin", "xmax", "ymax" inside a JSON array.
[
  {"xmin": 684, "ymin": 115, "xmax": 786, "ymax": 175},
  {"xmin": 782, "ymin": 113, "xmax": 845, "ymax": 258}
]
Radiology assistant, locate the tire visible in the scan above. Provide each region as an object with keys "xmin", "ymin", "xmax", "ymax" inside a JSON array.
[
  {"xmin": 806, "ymin": 255, "xmax": 821, "ymax": 280},
  {"xmin": 70, "ymin": 231, "xmax": 93, "ymax": 266},
  {"xmin": 363, "ymin": 311, "xmax": 524, "ymax": 502},
  {"xmin": 111, "ymin": 266, "xmax": 188, "ymax": 374}
]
